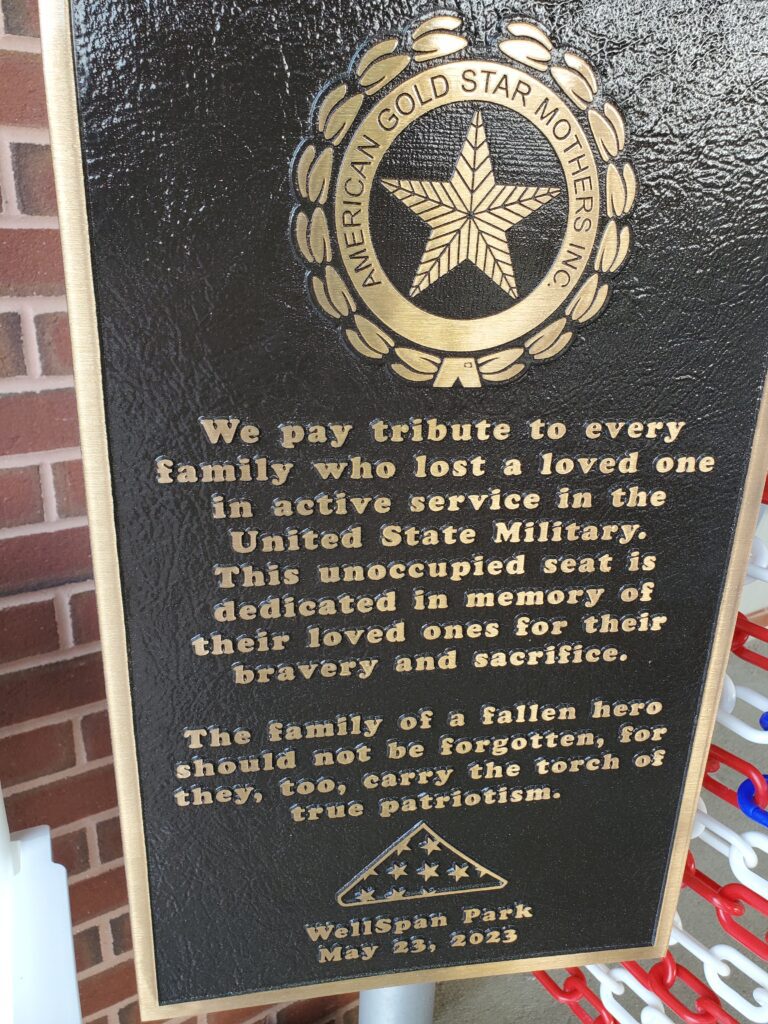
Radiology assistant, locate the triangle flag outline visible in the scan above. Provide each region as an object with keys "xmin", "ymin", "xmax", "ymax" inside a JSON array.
[{"xmin": 336, "ymin": 820, "xmax": 508, "ymax": 907}]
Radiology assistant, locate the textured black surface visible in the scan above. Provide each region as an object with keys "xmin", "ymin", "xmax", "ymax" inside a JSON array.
[{"xmin": 69, "ymin": 0, "xmax": 768, "ymax": 1005}]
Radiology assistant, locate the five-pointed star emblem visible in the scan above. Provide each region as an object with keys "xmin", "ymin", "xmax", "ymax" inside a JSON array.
[
  {"xmin": 380, "ymin": 109, "xmax": 560, "ymax": 300},
  {"xmin": 447, "ymin": 863, "xmax": 470, "ymax": 881},
  {"xmin": 417, "ymin": 862, "xmax": 440, "ymax": 881},
  {"xmin": 388, "ymin": 862, "xmax": 408, "ymax": 879}
]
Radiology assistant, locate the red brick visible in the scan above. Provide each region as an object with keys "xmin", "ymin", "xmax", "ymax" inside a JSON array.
[
  {"xmin": 0, "ymin": 311, "xmax": 24, "ymax": 375},
  {"xmin": 0, "ymin": 465, "xmax": 43, "ymax": 527},
  {"xmin": 52, "ymin": 827, "xmax": 90, "ymax": 876},
  {"xmin": 53, "ymin": 458, "xmax": 87, "ymax": 517},
  {"xmin": 0, "ymin": 653, "xmax": 104, "ymax": 729},
  {"xmin": 276, "ymin": 999, "xmax": 355, "ymax": 1024},
  {"xmin": 2, "ymin": 0, "xmax": 40, "ymax": 36},
  {"xmin": 36, "ymin": 311, "xmax": 72, "ymax": 374},
  {"xmin": 209, "ymin": 1006, "xmax": 277, "ymax": 1024},
  {"xmin": 0, "ymin": 389, "xmax": 79, "ymax": 455},
  {"xmin": 117, "ymin": 1003, "xmax": 140, "ymax": 1024},
  {"xmin": 71, "ymin": 588, "xmax": 99, "ymax": 644},
  {"xmin": 0, "ymin": 52, "xmax": 47, "ymax": 127},
  {"xmin": 69, "ymin": 865, "xmax": 127, "ymax": 925},
  {"xmin": 5, "ymin": 762, "xmax": 116, "ymax": 831},
  {"xmin": 0, "ymin": 228, "xmax": 64, "ymax": 295},
  {"xmin": 82, "ymin": 709, "xmax": 111, "ymax": 760},
  {"xmin": 0, "ymin": 598, "xmax": 57, "ymax": 663},
  {"xmin": 0, "ymin": 719, "xmax": 75, "ymax": 787},
  {"xmin": 74, "ymin": 924, "xmax": 102, "ymax": 972},
  {"xmin": 110, "ymin": 912, "xmax": 132, "ymax": 955},
  {"xmin": 78, "ymin": 959, "xmax": 136, "ymax": 1018},
  {"xmin": 0, "ymin": 524, "xmax": 92, "ymax": 595},
  {"xmin": 96, "ymin": 815, "xmax": 123, "ymax": 863},
  {"xmin": 11, "ymin": 142, "xmax": 57, "ymax": 216}
]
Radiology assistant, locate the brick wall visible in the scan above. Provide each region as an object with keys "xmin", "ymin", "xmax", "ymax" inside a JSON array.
[{"xmin": 0, "ymin": 7, "xmax": 360, "ymax": 1024}]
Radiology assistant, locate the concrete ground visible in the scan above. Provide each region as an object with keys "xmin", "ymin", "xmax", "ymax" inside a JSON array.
[{"xmin": 434, "ymin": 653, "xmax": 768, "ymax": 1023}]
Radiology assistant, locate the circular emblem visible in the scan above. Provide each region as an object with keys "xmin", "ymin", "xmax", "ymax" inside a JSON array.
[{"xmin": 292, "ymin": 15, "xmax": 636, "ymax": 388}]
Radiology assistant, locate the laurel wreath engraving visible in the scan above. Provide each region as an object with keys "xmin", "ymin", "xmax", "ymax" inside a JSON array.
[{"xmin": 292, "ymin": 14, "xmax": 636, "ymax": 387}]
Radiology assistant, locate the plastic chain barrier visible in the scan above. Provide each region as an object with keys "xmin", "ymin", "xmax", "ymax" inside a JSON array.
[
  {"xmin": 684, "ymin": 851, "xmax": 768, "ymax": 960},
  {"xmin": 693, "ymin": 798, "xmax": 768, "ymax": 900},
  {"xmin": 703, "ymin": 744, "xmax": 768, "ymax": 818},
  {"xmin": 538, "ymin": 486, "xmax": 768, "ymax": 1024},
  {"xmin": 733, "ymin": 613, "xmax": 768, "ymax": 672},
  {"xmin": 718, "ymin": 674, "xmax": 768, "ymax": 746},
  {"xmin": 621, "ymin": 954, "xmax": 739, "ymax": 1024},
  {"xmin": 534, "ymin": 967, "xmax": 617, "ymax": 1024}
]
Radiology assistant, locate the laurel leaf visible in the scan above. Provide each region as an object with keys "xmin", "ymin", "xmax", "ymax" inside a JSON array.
[
  {"xmin": 358, "ymin": 54, "xmax": 410, "ymax": 94},
  {"xmin": 294, "ymin": 210, "xmax": 312, "ymax": 262},
  {"xmin": 412, "ymin": 31, "xmax": 468, "ymax": 61},
  {"xmin": 295, "ymin": 144, "xmax": 316, "ymax": 201},
  {"xmin": 567, "ymin": 274, "xmax": 600, "ymax": 320},
  {"xmin": 307, "ymin": 146, "xmax": 334, "ymax": 204},
  {"xmin": 563, "ymin": 52, "xmax": 598, "ymax": 93},
  {"xmin": 525, "ymin": 318, "xmax": 567, "ymax": 356},
  {"xmin": 551, "ymin": 66, "xmax": 593, "ymax": 109},
  {"xmin": 623, "ymin": 163, "xmax": 637, "ymax": 214},
  {"xmin": 316, "ymin": 83, "xmax": 347, "ymax": 135},
  {"xmin": 498, "ymin": 37, "xmax": 551, "ymax": 71},
  {"xmin": 505, "ymin": 21, "xmax": 553, "ymax": 51},
  {"xmin": 323, "ymin": 93, "xmax": 364, "ymax": 145},
  {"xmin": 531, "ymin": 328, "xmax": 573, "ymax": 361},
  {"xmin": 478, "ymin": 347, "xmax": 525, "ymax": 373},
  {"xmin": 346, "ymin": 327, "xmax": 384, "ymax": 360},
  {"xmin": 605, "ymin": 163, "xmax": 624, "ymax": 218},
  {"xmin": 596, "ymin": 220, "xmax": 631, "ymax": 274},
  {"xmin": 588, "ymin": 109, "xmax": 619, "ymax": 161},
  {"xmin": 611, "ymin": 224, "xmax": 631, "ymax": 273},
  {"xmin": 325, "ymin": 267, "xmax": 355, "ymax": 317},
  {"xmin": 309, "ymin": 208, "xmax": 332, "ymax": 263},
  {"xmin": 413, "ymin": 14, "xmax": 463, "ymax": 40},
  {"xmin": 394, "ymin": 347, "xmax": 441, "ymax": 373},
  {"xmin": 354, "ymin": 314, "xmax": 394, "ymax": 355},
  {"xmin": 391, "ymin": 362, "xmax": 434, "ymax": 382},
  {"xmin": 604, "ymin": 102, "xmax": 626, "ymax": 153},
  {"xmin": 569, "ymin": 276, "xmax": 609, "ymax": 323},
  {"xmin": 482, "ymin": 363, "xmax": 526, "ymax": 382},
  {"xmin": 311, "ymin": 274, "xmax": 338, "ymax": 319},
  {"xmin": 595, "ymin": 220, "xmax": 618, "ymax": 272},
  {"xmin": 356, "ymin": 38, "xmax": 398, "ymax": 77}
]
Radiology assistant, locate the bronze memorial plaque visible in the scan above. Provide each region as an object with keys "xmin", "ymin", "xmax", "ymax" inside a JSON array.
[{"xmin": 42, "ymin": 0, "xmax": 768, "ymax": 1017}]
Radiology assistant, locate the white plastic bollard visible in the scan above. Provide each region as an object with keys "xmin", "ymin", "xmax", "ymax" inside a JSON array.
[{"xmin": 359, "ymin": 983, "xmax": 436, "ymax": 1024}]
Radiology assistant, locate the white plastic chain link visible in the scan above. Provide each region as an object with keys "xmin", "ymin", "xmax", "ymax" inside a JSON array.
[
  {"xmin": 692, "ymin": 797, "xmax": 768, "ymax": 899},
  {"xmin": 585, "ymin": 963, "xmax": 672, "ymax": 1024},
  {"xmin": 718, "ymin": 674, "xmax": 768, "ymax": 745}
]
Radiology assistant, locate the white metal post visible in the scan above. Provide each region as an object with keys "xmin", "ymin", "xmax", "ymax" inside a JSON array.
[{"xmin": 359, "ymin": 982, "xmax": 436, "ymax": 1024}]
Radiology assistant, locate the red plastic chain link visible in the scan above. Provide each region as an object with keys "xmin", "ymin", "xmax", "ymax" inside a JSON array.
[
  {"xmin": 622, "ymin": 954, "xmax": 739, "ymax": 1024},
  {"xmin": 703, "ymin": 744, "xmax": 768, "ymax": 809},
  {"xmin": 732, "ymin": 612, "xmax": 768, "ymax": 671},
  {"xmin": 684, "ymin": 852, "xmax": 768, "ymax": 960},
  {"xmin": 534, "ymin": 968, "xmax": 616, "ymax": 1024}
]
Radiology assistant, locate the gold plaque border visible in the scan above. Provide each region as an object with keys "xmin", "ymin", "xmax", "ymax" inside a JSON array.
[
  {"xmin": 335, "ymin": 62, "xmax": 600, "ymax": 352},
  {"xmin": 40, "ymin": 0, "xmax": 768, "ymax": 1017}
]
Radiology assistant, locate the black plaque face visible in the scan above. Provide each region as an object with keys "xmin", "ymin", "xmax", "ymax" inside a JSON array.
[{"xmin": 42, "ymin": 0, "xmax": 768, "ymax": 1017}]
